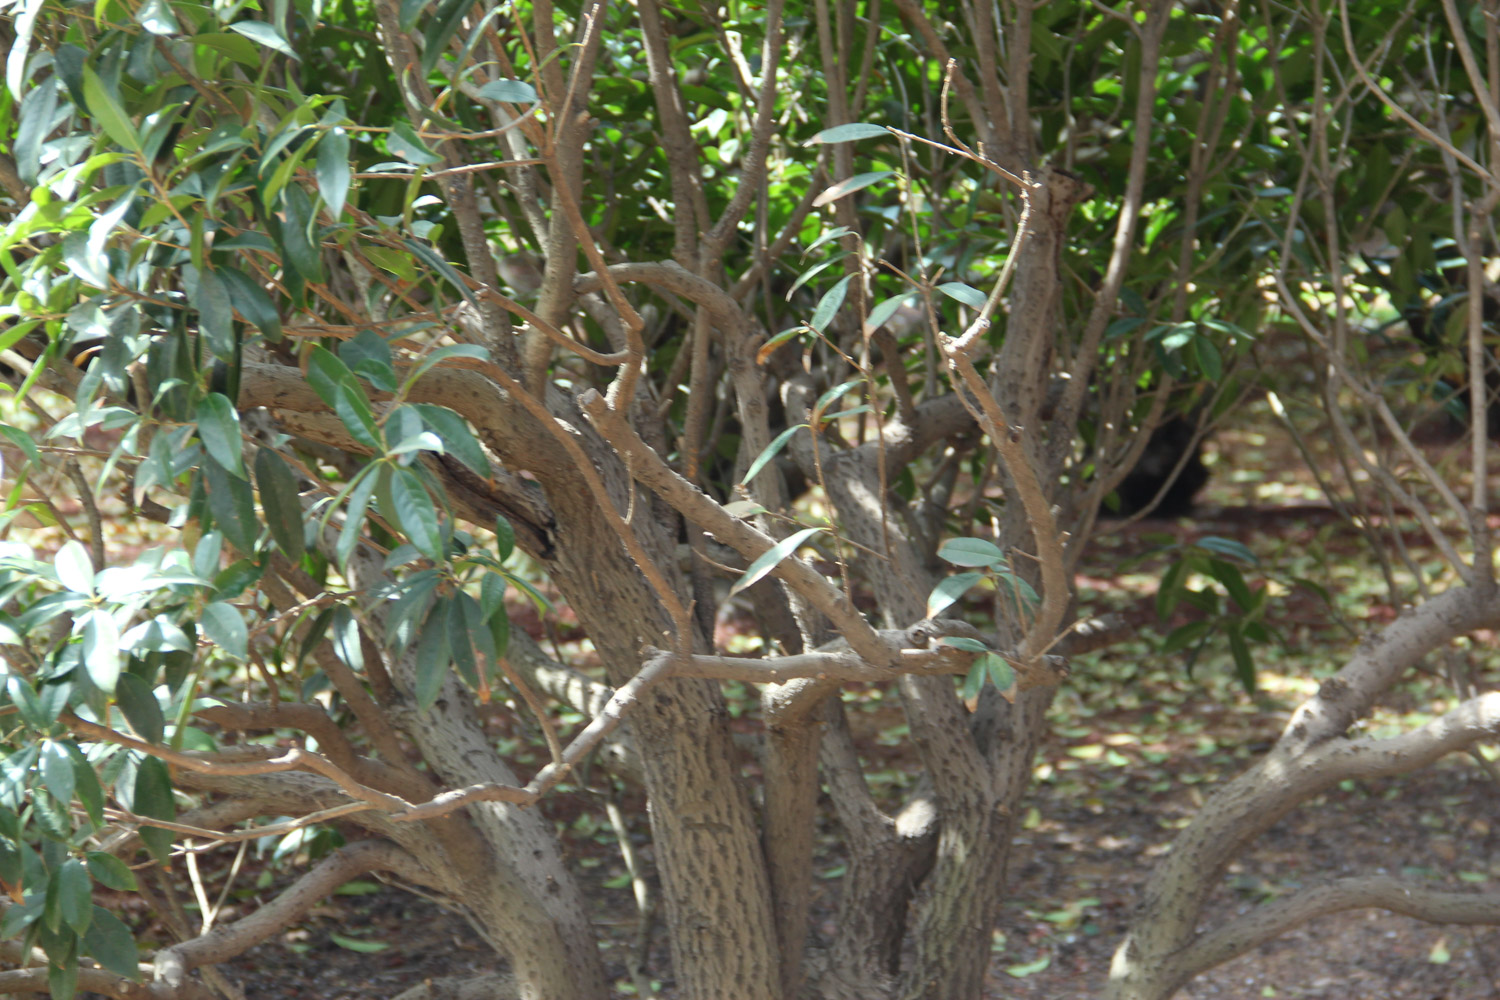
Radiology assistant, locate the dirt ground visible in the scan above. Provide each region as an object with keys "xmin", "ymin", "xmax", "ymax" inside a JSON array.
[{"xmin": 206, "ymin": 699, "xmax": 1500, "ymax": 1000}]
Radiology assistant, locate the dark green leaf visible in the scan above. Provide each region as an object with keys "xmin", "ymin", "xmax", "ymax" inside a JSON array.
[
  {"xmin": 415, "ymin": 598, "xmax": 452, "ymax": 710},
  {"xmin": 255, "ymin": 449, "xmax": 306, "ymax": 561},
  {"xmin": 203, "ymin": 456, "xmax": 259, "ymax": 554},
  {"xmin": 83, "ymin": 907, "xmax": 140, "ymax": 980},
  {"xmin": 56, "ymin": 859, "xmax": 90, "ymax": 935},
  {"xmin": 196, "ymin": 268, "xmax": 236, "ymax": 361},
  {"xmin": 937, "ymin": 537, "xmax": 1005, "ymax": 568},
  {"xmin": 196, "ymin": 394, "xmax": 244, "ymax": 479},
  {"xmin": 85, "ymin": 852, "xmax": 137, "ymax": 892},
  {"xmin": 316, "ymin": 127, "xmax": 351, "ymax": 218},
  {"xmin": 201, "ymin": 602, "xmax": 248, "ymax": 660},
  {"xmin": 132, "ymin": 757, "xmax": 175, "ymax": 863},
  {"xmin": 384, "ymin": 466, "xmax": 443, "ymax": 561},
  {"xmin": 115, "ymin": 673, "xmax": 165, "ymax": 744},
  {"xmin": 412, "ymin": 404, "xmax": 490, "ymax": 476}
]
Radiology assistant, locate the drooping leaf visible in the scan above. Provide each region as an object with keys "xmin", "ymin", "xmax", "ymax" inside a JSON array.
[
  {"xmin": 414, "ymin": 597, "xmax": 452, "ymax": 710},
  {"xmin": 131, "ymin": 757, "xmax": 175, "ymax": 863},
  {"xmin": 805, "ymin": 122, "xmax": 891, "ymax": 145},
  {"xmin": 195, "ymin": 394, "xmax": 244, "ymax": 479},
  {"xmin": 79, "ymin": 609, "xmax": 122, "ymax": 693},
  {"xmin": 740, "ymin": 424, "xmax": 807, "ymax": 486},
  {"xmin": 254, "ymin": 449, "xmax": 306, "ymax": 561},
  {"xmin": 201, "ymin": 602, "xmax": 248, "ymax": 660},
  {"xmin": 81, "ymin": 65, "xmax": 139, "ymax": 151},
  {"xmin": 936, "ymin": 282, "xmax": 988, "ymax": 309},
  {"xmin": 316, "ymin": 127, "xmax": 351, "ymax": 218},
  {"xmin": 228, "ymin": 20, "xmax": 300, "ymax": 60},
  {"xmin": 927, "ymin": 571, "xmax": 984, "ymax": 617},
  {"xmin": 937, "ymin": 537, "xmax": 1005, "ymax": 568},
  {"xmin": 811, "ymin": 275, "xmax": 854, "ymax": 334},
  {"xmin": 813, "ymin": 171, "xmax": 894, "ymax": 208},
  {"xmin": 476, "ymin": 79, "xmax": 537, "ymax": 103},
  {"xmin": 728, "ymin": 527, "xmax": 822, "ymax": 597},
  {"xmin": 83, "ymin": 907, "xmax": 140, "ymax": 980}
]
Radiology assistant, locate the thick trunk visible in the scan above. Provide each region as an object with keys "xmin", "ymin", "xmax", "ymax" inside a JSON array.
[{"xmin": 529, "ymin": 402, "xmax": 783, "ymax": 1000}]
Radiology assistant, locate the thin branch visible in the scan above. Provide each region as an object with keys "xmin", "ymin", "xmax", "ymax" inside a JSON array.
[
  {"xmin": 1178, "ymin": 876, "xmax": 1500, "ymax": 982},
  {"xmin": 153, "ymin": 841, "xmax": 429, "ymax": 989}
]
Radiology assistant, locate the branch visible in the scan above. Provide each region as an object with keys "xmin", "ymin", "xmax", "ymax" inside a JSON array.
[
  {"xmin": 392, "ymin": 654, "xmax": 676, "ymax": 821},
  {"xmin": 577, "ymin": 387, "xmax": 891, "ymax": 666},
  {"xmin": 1177, "ymin": 876, "xmax": 1500, "ymax": 982},
  {"xmin": 153, "ymin": 841, "xmax": 429, "ymax": 989},
  {"xmin": 1280, "ymin": 588, "xmax": 1500, "ymax": 750}
]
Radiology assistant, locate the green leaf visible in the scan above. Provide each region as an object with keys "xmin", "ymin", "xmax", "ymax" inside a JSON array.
[
  {"xmin": 201, "ymin": 602, "xmax": 248, "ymax": 660},
  {"xmin": 83, "ymin": 907, "xmax": 140, "ymax": 980},
  {"xmin": 329, "ymin": 932, "xmax": 390, "ymax": 953},
  {"xmin": 56, "ymin": 859, "xmax": 91, "ymax": 935},
  {"xmin": 813, "ymin": 170, "xmax": 894, "ymax": 208},
  {"xmin": 255, "ymin": 449, "xmax": 306, "ymax": 561},
  {"xmin": 1005, "ymin": 956, "xmax": 1051, "ymax": 978},
  {"xmin": 981, "ymin": 651, "xmax": 1015, "ymax": 692},
  {"xmin": 388, "ymin": 122, "xmax": 442, "ymax": 165},
  {"xmin": 80, "ymin": 609, "xmax": 123, "ymax": 693},
  {"xmin": 811, "ymin": 275, "xmax": 853, "ymax": 334},
  {"xmin": 1160, "ymin": 620, "xmax": 1212, "ymax": 655},
  {"xmin": 40, "ymin": 741, "xmax": 75, "ymax": 805},
  {"xmin": 937, "ymin": 537, "xmax": 1005, "ymax": 568},
  {"xmin": 132, "ymin": 757, "xmax": 175, "ymax": 863},
  {"xmin": 740, "ymin": 424, "xmax": 806, "ymax": 487},
  {"xmin": 384, "ymin": 467, "xmax": 443, "ymax": 561},
  {"xmin": 136, "ymin": 0, "xmax": 180, "ymax": 34},
  {"xmin": 228, "ymin": 20, "xmax": 300, "ymax": 60},
  {"xmin": 196, "ymin": 394, "xmax": 244, "ymax": 479},
  {"xmin": 402, "ymin": 240, "xmax": 477, "ymax": 304},
  {"xmin": 493, "ymin": 515, "xmax": 515, "ymax": 561},
  {"xmin": 927, "ymin": 572, "xmax": 983, "ymax": 617},
  {"xmin": 728, "ymin": 527, "xmax": 822, "ymax": 597},
  {"xmin": 411, "ymin": 404, "xmax": 490, "ymax": 476},
  {"xmin": 938, "ymin": 635, "xmax": 988, "ymax": 653},
  {"xmin": 1197, "ymin": 535, "xmax": 1257, "ymax": 565},
  {"xmin": 54, "ymin": 540, "xmax": 96, "ymax": 595},
  {"xmin": 203, "ymin": 457, "xmax": 260, "ymax": 554},
  {"xmin": 813, "ymin": 379, "xmax": 862, "ymax": 421},
  {"xmin": 278, "ymin": 185, "xmax": 324, "ymax": 284},
  {"xmin": 81, "ymin": 65, "xmax": 140, "ymax": 151},
  {"xmin": 85, "ymin": 852, "xmax": 138, "ymax": 892},
  {"xmin": 316, "ymin": 127, "xmax": 351, "ymax": 218},
  {"xmin": 219, "ymin": 267, "xmax": 283, "ymax": 342},
  {"xmin": 196, "ymin": 268, "xmax": 236, "ymax": 360},
  {"xmin": 333, "ymin": 382, "xmax": 383, "ymax": 452},
  {"xmin": 306, "ymin": 346, "xmax": 355, "ymax": 410},
  {"xmin": 476, "ymin": 79, "xmax": 537, "ymax": 103},
  {"xmin": 865, "ymin": 293, "xmax": 918, "ymax": 334},
  {"xmin": 115, "ymin": 673, "xmax": 165, "ymax": 744},
  {"xmin": 936, "ymin": 282, "xmax": 988, "ymax": 309},
  {"xmin": 805, "ymin": 122, "xmax": 891, "ymax": 145},
  {"xmin": 414, "ymin": 598, "xmax": 452, "ymax": 710},
  {"xmin": 803, "ymin": 226, "xmax": 853, "ymax": 254},
  {"xmin": 1206, "ymin": 558, "xmax": 1254, "ymax": 613},
  {"xmin": 1227, "ymin": 625, "xmax": 1256, "ymax": 694}
]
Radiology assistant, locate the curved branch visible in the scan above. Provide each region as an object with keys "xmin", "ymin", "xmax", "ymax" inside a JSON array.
[
  {"xmin": 153, "ymin": 841, "xmax": 431, "ymax": 989},
  {"xmin": 1176, "ymin": 876, "xmax": 1500, "ymax": 986},
  {"xmin": 1281, "ymin": 588, "xmax": 1500, "ymax": 751}
]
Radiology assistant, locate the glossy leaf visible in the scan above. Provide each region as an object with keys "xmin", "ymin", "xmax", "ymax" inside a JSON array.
[{"xmin": 196, "ymin": 394, "xmax": 244, "ymax": 479}]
